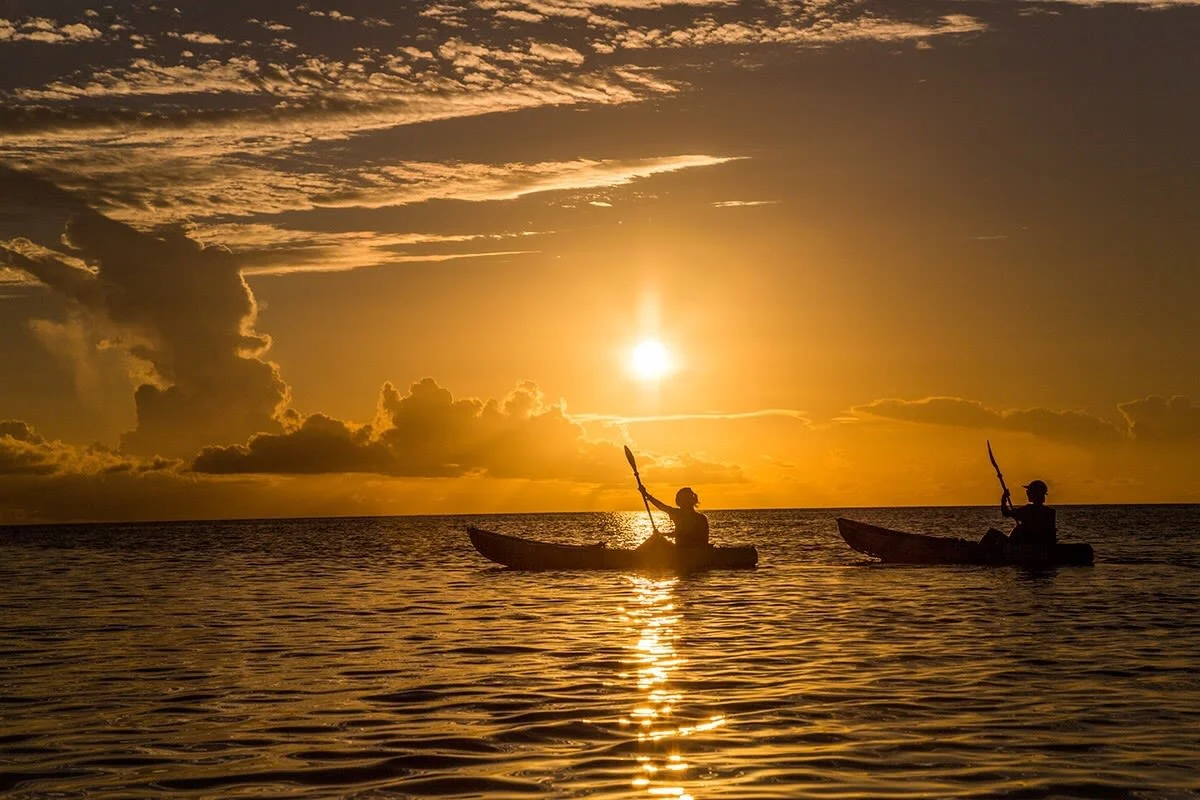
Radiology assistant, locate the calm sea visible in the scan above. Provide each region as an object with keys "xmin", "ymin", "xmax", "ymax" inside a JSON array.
[{"xmin": 1, "ymin": 506, "xmax": 1198, "ymax": 799}]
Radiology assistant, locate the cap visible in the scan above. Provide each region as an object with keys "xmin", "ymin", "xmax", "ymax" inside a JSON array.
[{"xmin": 1023, "ymin": 479, "xmax": 1048, "ymax": 494}]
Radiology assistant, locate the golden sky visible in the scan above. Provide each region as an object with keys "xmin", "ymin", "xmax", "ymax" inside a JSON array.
[{"xmin": 2, "ymin": 0, "xmax": 1199, "ymax": 523}]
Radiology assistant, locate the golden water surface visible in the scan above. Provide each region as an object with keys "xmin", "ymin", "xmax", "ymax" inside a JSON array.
[{"xmin": 1, "ymin": 507, "xmax": 1198, "ymax": 798}]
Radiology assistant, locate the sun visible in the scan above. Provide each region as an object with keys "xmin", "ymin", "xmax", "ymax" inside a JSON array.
[{"xmin": 630, "ymin": 339, "xmax": 673, "ymax": 381}]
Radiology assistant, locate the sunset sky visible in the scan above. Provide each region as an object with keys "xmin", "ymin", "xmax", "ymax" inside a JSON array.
[{"xmin": 2, "ymin": 0, "xmax": 1198, "ymax": 523}]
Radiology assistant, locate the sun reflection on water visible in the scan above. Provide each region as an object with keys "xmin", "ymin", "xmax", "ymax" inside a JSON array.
[{"xmin": 618, "ymin": 575, "xmax": 727, "ymax": 800}]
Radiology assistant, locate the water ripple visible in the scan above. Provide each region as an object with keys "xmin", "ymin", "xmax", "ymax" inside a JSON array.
[{"xmin": 1, "ymin": 508, "xmax": 1198, "ymax": 798}]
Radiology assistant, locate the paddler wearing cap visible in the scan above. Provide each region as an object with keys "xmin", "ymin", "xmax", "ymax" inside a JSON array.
[
  {"xmin": 980, "ymin": 478, "xmax": 1057, "ymax": 553},
  {"xmin": 1002, "ymin": 479, "xmax": 1056, "ymax": 547}
]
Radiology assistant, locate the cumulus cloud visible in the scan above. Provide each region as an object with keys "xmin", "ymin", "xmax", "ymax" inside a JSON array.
[
  {"xmin": 1119, "ymin": 395, "xmax": 1200, "ymax": 442},
  {"xmin": 0, "ymin": 380, "xmax": 744, "ymax": 524},
  {"xmin": 0, "ymin": 420, "xmax": 175, "ymax": 477},
  {"xmin": 194, "ymin": 377, "xmax": 745, "ymax": 484},
  {"xmin": 851, "ymin": 396, "xmax": 1125, "ymax": 443},
  {"xmin": 1, "ymin": 169, "xmax": 288, "ymax": 459}
]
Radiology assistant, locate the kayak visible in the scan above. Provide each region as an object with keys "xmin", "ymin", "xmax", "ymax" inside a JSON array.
[
  {"xmin": 836, "ymin": 518, "xmax": 1094, "ymax": 566},
  {"xmin": 466, "ymin": 526, "xmax": 758, "ymax": 571}
]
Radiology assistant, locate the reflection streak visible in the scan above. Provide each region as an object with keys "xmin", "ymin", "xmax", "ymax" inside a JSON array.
[{"xmin": 619, "ymin": 575, "xmax": 727, "ymax": 800}]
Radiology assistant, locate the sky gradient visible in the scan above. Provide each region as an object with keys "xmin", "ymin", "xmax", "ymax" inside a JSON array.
[{"xmin": 2, "ymin": 0, "xmax": 1198, "ymax": 523}]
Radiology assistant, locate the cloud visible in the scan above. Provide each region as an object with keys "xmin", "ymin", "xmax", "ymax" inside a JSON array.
[
  {"xmin": 1, "ymin": 266, "xmax": 39, "ymax": 286},
  {"xmin": 528, "ymin": 41, "xmax": 586, "ymax": 64},
  {"xmin": 0, "ymin": 152, "xmax": 725, "ymax": 276},
  {"xmin": 1118, "ymin": 395, "xmax": 1200, "ymax": 442},
  {"xmin": 712, "ymin": 200, "xmax": 780, "ymax": 208},
  {"xmin": 1023, "ymin": 1, "xmax": 1200, "ymax": 6},
  {"xmin": 0, "ymin": 0, "xmax": 990, "ymax": 234},
  {"xmin": 0, "ymin": 379, "xmax": 745, "ymax": 523},
  {"xmin": 609, "ymin": 13, "xmax": 986, "ymax": 50},
  {"xmin": 496, "ymin": 10, "xmax": 547, "ymax": 23},
  {"xmin": 4, "ymin": 151, "xmax": 732, "ymax": 232},
  {"xmin": 171, "ymin": 31, "xmax": 235, "ymax": 45},
  {"xmin": 0, "ymin": 56, "xmax": 672, "ymax": 175},
  {"xmin": 249, "ymin": 18, "xmax": 292, "ymax": 32},
  {"xmin": 1, "ymin": 420, "xmax": 175, "ymax": 477},
  {"xmin": 0, "ymin": 17, "xmax": 103, "ymax": 44},
  {"xmin": 0, "ymin": 421, "xmax": 56, "ymax": 475},
  {"xmin": 313, "ymin": 155, "xmax": 738, "ymax": 209},
  {"xmin": 27, "ymin": 315, "xmax": 110, "ymax": 404},
  {"xmin": 851, "ymin": 396, "xmax": 1125, "ymax": 443},
  {"xmin": 1, "ymin": 170, "xmax": 289, "ymax": 459},
  {"xmin": 188, "ymin": 224, "xmax": 540, "ymax": 276},
  {"xmin": 194, "ymin": 377, "xmax": 745, "ymax": 485}
]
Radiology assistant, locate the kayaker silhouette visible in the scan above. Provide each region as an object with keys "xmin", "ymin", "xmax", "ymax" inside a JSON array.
[
  {"xmin": 624, "ymin": 445, "xmax": 711, "ymax": 553},
  {"xmin": 980, "ymin": 479, "xmax": 1057, "ymax": 553},
  {"xmin": 980, "ymin": 441, "xmax": 1057, "ymax": 557},
  {"xmin": 637, "ymin": 486, "xmax": 710, "ymax": 551}
]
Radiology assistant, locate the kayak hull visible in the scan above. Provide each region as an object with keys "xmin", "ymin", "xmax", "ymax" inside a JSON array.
[
  {"xmin": 836, "ymin": 518, "xmax": 1094, "ymax": 566},
  {"xmin": 467, "ymin": 526, "xmax": 758, "ymax": 571}
]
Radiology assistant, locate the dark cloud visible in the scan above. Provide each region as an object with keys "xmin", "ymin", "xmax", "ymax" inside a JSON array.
[
  {"xmin": 0, "ymin": 420, "xmax": 54, "ymax": 475},
  {"xmin": 0, "ymin": 418, "xmax": 176, "ymax": 477},
  {"xmin": 852, "ymin": 396, "xmax": 1124, "ymax": 444},
  {"xmin": 1000, "ymin": 407, "xmax": 1125, "ymax": 443},
  {"xmin": 1, "ymin": 169, "xmax": 288, "ymax": 458},
  {"xmin": 0, "ymin": 420, "xmax": 40, "ymax": 441},
  {"xmin": 192, "ymin": 413, "xmax": 394, "ymax": 476},
  {"xmin": 0, "ymin": 380, "xmax": 743, "ymax": 523},
  {"xmin": 195, "ymin": 377, "xmax": 745, "ymax": 485},
  {"xmin": 1119, "ymin": 395, "xmax": 1200, "ymax": 442}
]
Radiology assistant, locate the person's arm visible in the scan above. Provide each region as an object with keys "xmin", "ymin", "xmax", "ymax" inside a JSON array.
[
  {"xmin": 1000, "ymin": 490, "xmax": 1014, "ymax": 518},
  {"xmin": 640, "ymin": 486, "xmax": 675, "ymax": 514}
]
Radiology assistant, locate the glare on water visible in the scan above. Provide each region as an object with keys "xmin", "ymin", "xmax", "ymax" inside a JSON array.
[{"xmin": 1, "ymin": 506, "xmax": 1198, "ymax": 798}]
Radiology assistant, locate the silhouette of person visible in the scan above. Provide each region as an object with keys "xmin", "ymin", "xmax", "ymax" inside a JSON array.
[
  {"xmin": 980, "ymin": 479, "xmax": 1057, "ymax": 554},
  {"xmin": 637, "ymin": 486, "xmax": 710, "ymax": 550}
]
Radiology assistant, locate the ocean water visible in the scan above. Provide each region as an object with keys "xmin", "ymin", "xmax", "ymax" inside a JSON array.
[{"xmin": 1, "ymin": 506, "xmax": 1198, "ymax": 799}]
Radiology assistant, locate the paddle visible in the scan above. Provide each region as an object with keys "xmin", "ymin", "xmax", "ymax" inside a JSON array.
[
  {"xmin": 624, "ymin": 445, "xmax": 659, "ymax": 535},
  {"xmin": 986, "ymin": 439, "xmax": 1010, "ymax": 497}
]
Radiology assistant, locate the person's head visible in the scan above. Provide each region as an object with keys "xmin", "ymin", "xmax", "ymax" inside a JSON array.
[
  {"xmin": 675, "ymin": 487, "xmax": 699, "ymax": 509},
  {"xmin": 1024, "ymin": 479, "xmax": 1048, "ymax": 503}
]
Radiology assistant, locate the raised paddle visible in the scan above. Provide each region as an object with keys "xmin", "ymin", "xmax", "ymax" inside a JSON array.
[
  {"xmin": 624, "ymin": 445, "xmax": 659, "ymax": 534},
  {"xmin": 987, "ymin": 440, "xmax": 1010, "ymax": 497}
]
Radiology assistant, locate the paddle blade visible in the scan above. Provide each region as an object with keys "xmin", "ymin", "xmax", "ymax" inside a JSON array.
[
  {"xmin": 986, "ymin": 439, "xmax": 1008, "ymax": 495},
  {"xmin": 623, "ymin": 445, "xmax": 638, "ymax": 472}
]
